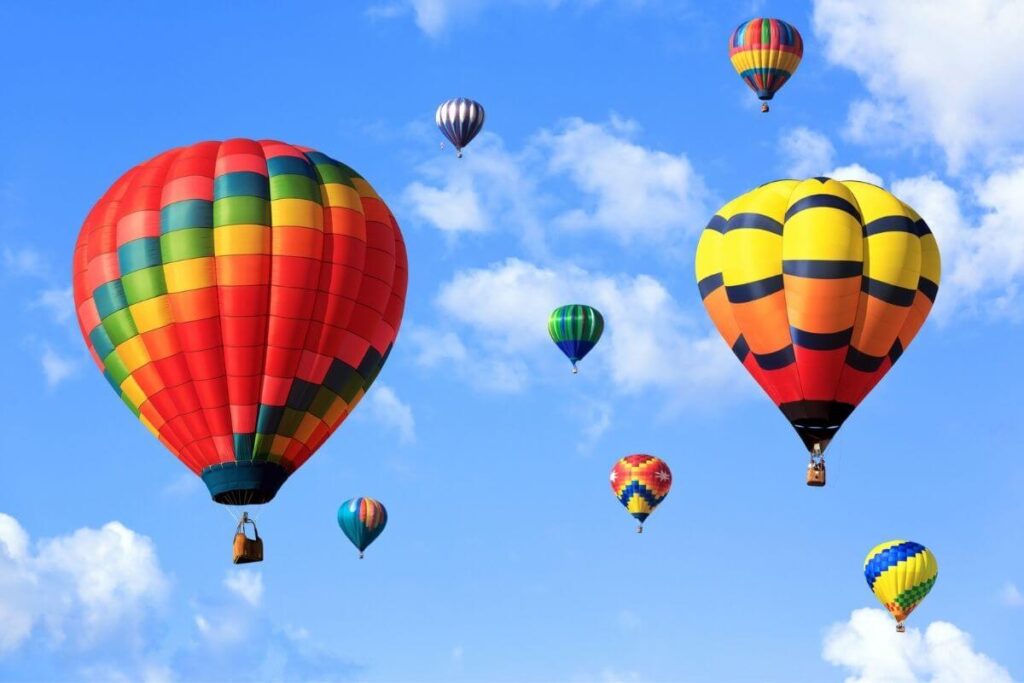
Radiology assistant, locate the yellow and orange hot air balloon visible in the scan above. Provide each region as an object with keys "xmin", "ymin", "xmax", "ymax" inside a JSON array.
[{"xmin": 695, "ymin": 178, "xmax": 940, "ymax": 483}]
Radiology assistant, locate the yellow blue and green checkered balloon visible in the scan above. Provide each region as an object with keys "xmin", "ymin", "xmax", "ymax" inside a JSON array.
[
  {"xmin": 864, "ymin": 540, "xmax": 937, "ymax": 631},
  {"xmin": 548, "ymin": 304, "xmax": 603, "ymax": 373}
]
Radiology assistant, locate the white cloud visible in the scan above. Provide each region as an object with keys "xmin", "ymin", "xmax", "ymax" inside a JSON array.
[
  {"xmin": 41, "ymin": 345, "xmax": 78, "ymax": 386},
  {"xmin": 893, "ymin": 164, "xmax": 1024, "ymax": 319},
  {"xmin": 0, "ymin": 513, "xmax": 168, "ymax": 655},
  {"xmin": 404, "ymin": 117, "xmax": 708, "ymax": 250},
  {"xmin": 574, "ymin": 399, "xmax": 613, "ymax": 454},
  {"xmin": 432, "ymin": 258, "xmax": 740, "ymax": 398},
  {"xmin": 224, "ymin": 569, "xmax": 264, "ymax": 608},
  {"xmin": 542, "ymin": 116, "xmax": 709, "ymax": 243},
  {"xmin": 368, "ymin": 383, "xmax": 416, "ymax": 443},
  {"xmin": 822, "ymin": 608, "xmax": 1015, "ymax": 683},
  {"xmin": 813, "ymin": 0, "xmax": 1024, "ymax": 172},
  {"xmin": 781, "ymin": 127, "xmax": 836, "ymax": 178},
  {"xmin": 33, "ymin": 285, "xmax": 74, "ymax": 323},
  {"xmin": 1001, "ymin": 582, "xmax": 1024, "ymax": 608},
  {"xmin": 2, "ymin": 246, "xmax": 47, "ymax": 278},
  {"xmin": 779, "ymin": 128, "xmax": 885, "ymax": 185}
]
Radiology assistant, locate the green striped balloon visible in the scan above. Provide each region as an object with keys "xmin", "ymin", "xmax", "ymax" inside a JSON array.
[{"xmin": 548, "ymin": 304, "xmax": 604, "ymax": 373}]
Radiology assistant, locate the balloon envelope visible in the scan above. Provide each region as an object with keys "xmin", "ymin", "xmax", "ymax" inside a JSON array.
[
  {"xmin": 435, "ymin": 98, "xmax": 485, "ymax": 156},
  {"xmin": 864, "ymin": 540, "xmax": 937, "ymax": 625},
  {"xmin": 694, "ymin": 178, "xmax": 940, "ymax": 454},
  {"xmin": 729, "ymin": 18, "xmax": 803, "ymax": 104},
  {"xmin": 548, "ymin": 304, "xmax": 604, "ymax": 370},
  {"xmin": 73, "ymin": 139, "xmax": 408, "ymax": 505},
  {"xmin": 610, "ymin": 455, "xmax": 672, "ymax": 524},
  {"xmin": 338, "ymin": 497, "xmax": 388, "ymax": 554}
]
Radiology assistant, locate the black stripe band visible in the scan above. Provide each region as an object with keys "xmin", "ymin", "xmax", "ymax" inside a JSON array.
[
  {"xmin": 888, "ymin": 338, "xmax": 904, "ymax": 364},
  {"xmin": 864, "ymin": 215, "xmax": 916, "ymax": 236},
  {"xmin": 732, "ymin": 335, "xmax": 750, "ymax": 361},
  {"xmin": 704, "ymin": 215, "xmax": 727, "ymax": 233},
  {"xmin": 697, "ymin": 272, "xmax": 724, "ymax": 299},
  {"xmin": 845, "ymin": 346, "xmax": 885, "ymax": 372},
  {"xmin": 861, "ymin": 277, "xmax": 916, "ymax": 306},
  {"xmin": 726, "ymin": 274, "xmax": 784, "ymax": 303},
  {"xmin": 754, "ymin": 344, "xmax": 795, "ymax": 370},
  {"xmin": 783, "ymin": 260, "xmax": 862, "ymax": 278},
  {"xmin": 791, "ymin": 326, "xmax": 853, "ymax": 350},
  {"xmin": 918, "ymin": 277, "xmax": 938, "ymax": 303},
  {"xmin": 726, "ymin": 212, "xmax": 784, "ymax": 235},
  {"xmin": 784, "ymin": 194, "xmax": 862, "ymax": 222}
]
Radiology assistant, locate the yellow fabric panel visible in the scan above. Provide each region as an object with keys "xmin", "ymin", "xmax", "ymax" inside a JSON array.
[
  {"xmin": 321, "ymin": 184, "xmax": 364, "ymax": 212},
  {"xmin": 626, "ymin": 494, "xmax": 652, "ymax": 515},
  {"xmin": 864, "ymin": 232, "xmax": 921, "ymax": 289},
  {"xmin": 139, "ymin": 413, "xmax": 160, "ymax": 439},
  {"xmin": 723, "ymin": 229, "xmax": 781, "ymax": 285},
  {"xmin": 783, "ymin": 180, "xmax": 863, "ymax": 262},
  {"xmin": 351, "ymin": 177, "xmax": 380, "ymax": 200},
  {"xmin": 269, "ymin": 198, "xmax": 323, "ymax": 230},
  {"xmin": 694, "ymin": 227, "xmax": 723, "ymax": 283},
  {"xmin": 128, "ymin": 296, "xmax": 173, "ymax": 333},
  {"xmin": 213, "ymin": 224, "xmax": 271, "ymax": 256},
  {"xmin": 163, "ymin": 257, "xmax": 216, "ymax": 293},
  {"xmin": 920, "ymin": 233, "xmax": 941, "ymax": 285},
  {"xmin": 120, "ymin": 375, "xmax": 148, "ymax": 409},
  {"xmin": 114, "ymin": 335, "xmax": 152, "ymax": 373}
]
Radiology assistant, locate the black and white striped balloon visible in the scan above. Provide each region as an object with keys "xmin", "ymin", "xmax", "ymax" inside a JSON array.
[{"xmin": 435, "ymin": 98, "xmax": 485, "ymax": 158}]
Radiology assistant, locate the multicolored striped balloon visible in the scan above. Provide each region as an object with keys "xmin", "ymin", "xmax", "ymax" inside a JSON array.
[
  {"xmin": 695, "ymin": 179, "xmax": 940, "ymax": 464},
  {"xmin": 338, "ymin": 497, "xmax": 388, "ymax": 558},
  {"xmin": 864, "ymin": 540, "xmax": 937, "ymax": 632},
  {"xmin": 73, "ymin": 140, "xmax": 408, "ymax": 506},
  {"xmin": 610, "ymin": 455, "xmax": 672, "ymax": 533},
  {"xmin": 436, "ymin": 98, "xmax": 485, "ymax": 158},
  {"xmin": 548, "ymin": 304, "xmax": 604, "ymax": 373},
  {"xmin": 728, "ymin": 17, "xmax": 803, "ymax": 112}
]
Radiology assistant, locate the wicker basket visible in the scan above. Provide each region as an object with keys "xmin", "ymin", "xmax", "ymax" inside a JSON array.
[{"xmin": 232, "ymin": 514, "xmax": 263, "ymax": 564}]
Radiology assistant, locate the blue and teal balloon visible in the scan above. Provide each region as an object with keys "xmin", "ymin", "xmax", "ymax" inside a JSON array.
[
  {"xmin": 548, "ymin": 304, "xmax": 604, "ymax": 373},
  {"xmin": 337, "ymin": 497, "xmax": 388, "ymax": 559}
]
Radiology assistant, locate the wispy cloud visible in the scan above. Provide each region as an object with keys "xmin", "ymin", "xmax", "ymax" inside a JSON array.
[
  {"xmin": 41, "ymin": 345, "xmax": 78, "ymax": 387},
  {"xmin": 368, "ymin": 384, "xmax": 417, "ymax": 444},
  {"xmin": 1001, "ymin": 582, "xmax": 1024, "ymax": 608},
  {"xmin": 224, "ymin": 569, "xmax": 264, "ymax": 608},
  {"xmin": 2, "ymin": 246, "xmax": 48, "ymax": 278},
  {"xmin": 32, "ymin": 285, "xmax": 74, "ymax": 324}
]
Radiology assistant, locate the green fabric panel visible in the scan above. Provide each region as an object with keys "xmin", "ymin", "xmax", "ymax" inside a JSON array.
[
  {"xmin": 102, "ymin": 308, "xmax": 139, "ymax": 346},
  {"xmin": 103, "ymin": 352, "xmax": 131, "ymax": 386},
  {"xmin": 213, "ymin": 196, "xmax": 270, "ymax": 226},
  {"xmin": 270, "ymin": 174, "xmax": 323, "ymax": 203},
  {"xmin": 277, "ymin": 408, "xmax": 305, "ymax": 437},
  {"xmin": 120, "ymin": 391, "xmax": 141, "ymax": 417},
  {"xmin": 121, "ymin": 266, "xmax": 168, "ymax": 304},
  {"xmin": 309, "ymin": 386, "xmax": 340, "ymax": 419},
  {"xmin": 312, "ymin": 164, "xmax": 355, "ymax": 187},
  {"xmin": 160, "ymin": 228, "xmax": 214, "ymax": 263}
]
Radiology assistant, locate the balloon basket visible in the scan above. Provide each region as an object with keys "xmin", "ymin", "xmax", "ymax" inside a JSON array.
[
  {"xmin": 232, "ymin": 512, "xmax": 264, "ymax": 564},
  {"xmin": 806, "ymin": 445, "xmax": 826, "ymax": 487},
  {"xmin": 636, "ymin": 524, "xmax": 643, "ymax": 534},
  {"xmin": 761, "ymin": 103, "xmax": 769, "ymax": 113},
  {"xmin": 896, "ymin": 622, "xmax": 906, "ymax": 633}
]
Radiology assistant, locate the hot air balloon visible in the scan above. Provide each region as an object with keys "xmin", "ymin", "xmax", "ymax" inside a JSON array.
[
  {"xmin": 610, "ymin": 455, "xmax": 672, "ymax": 533},
  {"xmin": 729, "ymin": 18, "xmax": 803, "ymax": 112},
  {"xmin": 694, "ymin": 178, "xmax": 940, "ymax": 485},
  {"xmin": 864, "ymin": 540, "xmax": 937, "ymax": 633},
  {"xmin": 436, "ymin": 98, "xmax": 485, "ymax": 158},
  {"xmin": 548, "ymin": 304, "xmax": 604, "ymax": 374},
  {"xmin": 338, "ymin": 497, "xmax": 388, "ymax": 559},
  {"xmin": 72, "ymin": 139, "xmax": 408, "ymax": 560}
]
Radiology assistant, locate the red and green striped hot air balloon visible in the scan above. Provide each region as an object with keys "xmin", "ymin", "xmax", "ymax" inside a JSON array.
[
  {"xmin": 73, "ymin": 140, "xmax": 408, "ymax": 520},
  {"xmin": 728, "ymin": 17, "xmax": 803, "ymax": 112}
]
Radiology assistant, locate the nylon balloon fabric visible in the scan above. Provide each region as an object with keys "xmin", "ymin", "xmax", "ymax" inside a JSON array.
[
  {"xmin": 729, "ymin": 18, "xmax": 803, "ymax": 103},
  {"xmin": 73, "ymin": 140, "xmax": 408, "ymax": 505},
  {"xmin": 694, "ymin": 178, "xmax": 940, "ymax": 454},
  {"xmin": 435, "ymin": 98, "xmax": 485, "ymax": 157},
  {"xmin": 338, "ymin": 497, "xmax": 388, "ymax": 556},
  {"xmin": 864, "ymin": 540, "xmax": 937, "ymax": 625},
  {"xmin": 548, "ymin": 304, "xmax": 604, "ymax": 371},
  {"xmin": 610, "ymin": 455, "xmax": 672, "ymax": 524}
]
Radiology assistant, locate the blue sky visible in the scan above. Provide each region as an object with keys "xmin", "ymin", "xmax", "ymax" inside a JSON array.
[{"xmin": 1, "ymin": 1, "xmax": 1023, "ymax": 681}]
